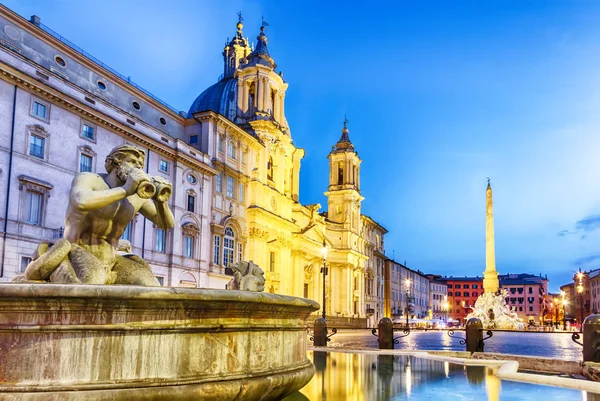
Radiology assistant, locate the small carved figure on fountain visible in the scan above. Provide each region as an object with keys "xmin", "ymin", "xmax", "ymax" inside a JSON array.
[
  {"xmin": 14, "ymin": 145, "xmax": 174, "ymax": 286},
  {"xmin": 227, "ymin": 260, "xmax": 265, "ymax": 292}
]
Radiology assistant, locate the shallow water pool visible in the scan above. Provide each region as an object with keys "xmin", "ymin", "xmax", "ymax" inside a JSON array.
[{"xmin": 284, "ymin": 351, "xmax": 598, "ymax": 400}]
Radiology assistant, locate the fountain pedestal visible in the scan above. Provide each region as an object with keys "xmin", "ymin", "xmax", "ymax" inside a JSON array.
[{"xmin": 0, "ymin": 284, "xmax": 318, "ymax": 400}]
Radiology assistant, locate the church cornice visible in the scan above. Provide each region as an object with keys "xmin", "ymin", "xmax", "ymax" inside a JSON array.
[
  {"xmin": 193, "ymin": 111, "xmax": 264, "ymax": 152},
  {"xmin": 0, "ymin": 62, "xmax": 217, "ymax": 177}
]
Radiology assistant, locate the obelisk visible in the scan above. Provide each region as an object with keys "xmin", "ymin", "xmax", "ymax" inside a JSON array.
[{"xmin": 483, "ymin": 178, "xmax": 499, "ymax": 294}]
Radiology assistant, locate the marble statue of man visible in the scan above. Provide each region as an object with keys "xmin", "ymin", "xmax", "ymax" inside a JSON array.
[{"xmin": 18, "ymin": 144, "xmax": 174, "ymax": 286}]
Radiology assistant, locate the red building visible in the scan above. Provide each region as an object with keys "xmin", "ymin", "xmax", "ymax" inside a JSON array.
[{"xmin": 445, "ymin": 277, "xmax": 483, "ymax": 323}]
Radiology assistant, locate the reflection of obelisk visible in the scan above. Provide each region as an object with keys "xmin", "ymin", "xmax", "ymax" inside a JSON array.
[{"xmin": 483, "ymin": 179, "xmax": 499, "ymax": 294}]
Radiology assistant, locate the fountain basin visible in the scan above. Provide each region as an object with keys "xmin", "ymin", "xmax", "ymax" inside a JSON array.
[{"xmin": 0, "ymin": 284, "xmax": 319, "ymax": 400}]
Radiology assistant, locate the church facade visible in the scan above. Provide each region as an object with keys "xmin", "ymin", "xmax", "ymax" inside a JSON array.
[{"xmin": 0, "ymin": 6, "xmax": 387, "ymax": 326}]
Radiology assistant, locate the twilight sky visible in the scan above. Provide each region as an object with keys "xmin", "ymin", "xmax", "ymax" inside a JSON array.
[{"xmin": 5, "ymin": 0, "xmax": 600, "ymax": 291}]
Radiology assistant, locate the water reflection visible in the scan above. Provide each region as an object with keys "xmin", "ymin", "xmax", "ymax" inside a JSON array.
[{"xmin": 284, "ymin": 351, "xmax": 590, "ymax": 401}]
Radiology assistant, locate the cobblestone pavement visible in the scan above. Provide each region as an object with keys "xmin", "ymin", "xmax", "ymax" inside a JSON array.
[{"xmin": 327, "ymin": 329, "xmax": 583, "ymax": 360}]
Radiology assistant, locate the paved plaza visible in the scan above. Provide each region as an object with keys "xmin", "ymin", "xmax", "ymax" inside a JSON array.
[{"xmin": 327, "ymin": 330, "xmax": 583, "ymax": 360}]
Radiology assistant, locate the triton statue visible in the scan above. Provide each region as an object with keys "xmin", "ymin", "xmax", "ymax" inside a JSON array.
[
  {"xmin": 15, "ymin": 144, "xmax": 174, "ymax": 286},
  {"xmin": 227, "ymin": 260, "xmax": 265, "ymax": 292}
]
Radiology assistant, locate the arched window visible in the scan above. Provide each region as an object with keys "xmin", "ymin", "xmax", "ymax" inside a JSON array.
[
  {"xmin": 248, "ymin": 82, "xmax": 256, "ymax": 112},
  {"xmin": 227, "ymin": 141, "xmax": 236, "ymax": 159},
  {"xmin": 338, "ymin": 162, "xmax": 343, "ymax": 185},
  {"xmin": 223, "ymin": 227, "xmax": 235, "ymax": 267},
  {"xmin": 267, "ymin": 156, "xmax": 274, "ymax": 181}
]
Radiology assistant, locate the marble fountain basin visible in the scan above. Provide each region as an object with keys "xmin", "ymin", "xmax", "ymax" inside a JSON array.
[{"xmin": 0, "ymin": 283, "xmax": 319, "ymax": 400}]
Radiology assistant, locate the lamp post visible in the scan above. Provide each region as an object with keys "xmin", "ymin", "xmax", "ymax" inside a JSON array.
[
  {"xmin": 553, "ymin": 298, "xmax": 558, "ymax": 328},
  {"xmin": 320, "ymin": 239, "xmax": 328, "ymax": 320},
  {"xmin": 442, "ymin": 299, "xmax": 449, "ymax": 324},
  {"xmin": 577, "ymin": 269, "xmax": 585, "ymax": 332},
  {"xmin": 562, "ymin": 298, "xmax": 567, "ymax": 331},
  {"xmin": 405, "ymin": 278, "xmax": 411, "ymax": 329}
]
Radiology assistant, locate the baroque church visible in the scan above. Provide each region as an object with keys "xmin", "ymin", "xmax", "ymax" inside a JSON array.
[{"xmin": 0, "ymin": 6, "xmax": 387, "ymax": 326}]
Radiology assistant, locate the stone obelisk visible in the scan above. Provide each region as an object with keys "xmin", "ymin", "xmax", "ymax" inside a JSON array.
[{"xmin": 483, "ymin": 178, "xmax": 499, "ymax": 294}]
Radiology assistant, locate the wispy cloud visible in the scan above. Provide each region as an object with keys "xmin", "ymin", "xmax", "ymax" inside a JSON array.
[
  {"xmin": 574, "ymin": 254, "xmax": 600, "ymax": 266},
  {"xmin": 558, "ymin": 214, "xmax": 600, "ymax": 238},
  {"xmin": 575, "ymin": 215, "xmax": 600, "ymax": 232}
]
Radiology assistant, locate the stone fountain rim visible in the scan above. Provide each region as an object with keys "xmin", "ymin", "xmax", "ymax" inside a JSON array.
[{"xmin": 0, "ymin": 283, "xmax": 320, "ymax": 309}]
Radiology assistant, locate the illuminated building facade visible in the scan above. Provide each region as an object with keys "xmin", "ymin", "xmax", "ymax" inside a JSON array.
[{"xmin": 0, "ymin": 7, "xmax": 387, "ymax": 326}]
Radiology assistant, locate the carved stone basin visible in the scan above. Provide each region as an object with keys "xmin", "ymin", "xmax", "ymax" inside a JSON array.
[{"xmin": 0, "ymin": 284, "xmax": 319, "ymax": 400}]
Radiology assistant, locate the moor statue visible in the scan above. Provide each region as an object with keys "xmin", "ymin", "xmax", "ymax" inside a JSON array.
[
  {"xmin": 15, "ymin": 144, "xmax": 174, "ymax": 286},
  {"xmin": 227, "ymin": 261, "xmax": 265, "ymax": 292}
]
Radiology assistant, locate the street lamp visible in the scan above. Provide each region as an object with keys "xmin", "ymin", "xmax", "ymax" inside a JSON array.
[
  {"xmin": 562, "ymin": 298, "xmax": 567, "ymax": 331},
  {"xmin": 553, "ymin": 298, "xmax": 558, "ymax": 328},
  {"xmin": 577, "ymin": 283, "xmax": 584, "ymax": 332},
  {"xmin": 442, "ymin": 299, "xmax": 449, "ymax": 324},
  {"xmin": 405, "ymin": 278, "xmax": 411, "ymax": 328},
  {"xmin": 320, "ymin": 239, "xmax": 328, "ymax": 320}
]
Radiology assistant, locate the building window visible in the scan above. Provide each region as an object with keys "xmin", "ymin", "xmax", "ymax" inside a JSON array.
[
  {"xmin": 29, "ymin": 134, "xmax": 45, "ymax": 159},
  {"xmin": 448, "ymin": 284, "xmax": 453, "ymax": 289},
  {"xmin": 24, "ymin": 191, "xmax": 43, "ymax": 225},
  {"xmin": 81, "ymin": 123, "xmax": 95, "ymax": 141},
  {"xmin": 216, "ymin": 173, "xmax": 222, "ymax": 193},
  {"xmin": 187, "ymin": 195, "xmax": 195, "ymax": 212},
  {"xmin": 31, "ymin": 100, "xmax": 48, "ymax": 121},
  {"xmin": 121, "ymin": 221, "xmax": 133, "ymax": 241},
  {"xmin": 528, "ymin": 287, "xmax": 533, "ymax": 294},
  {"xmin": 472, "ymin": 284, "xmax": 478, "ymax": 289},
  {"xmin": 239, "ymin": 183, "xmax": 245, "ymax": 202},
  {"xmin": 226, "ymin": 176, "xmax": 234, "ymax": 198},
  {"xmin": 455, "ymin": 292, "xmax": 460, "ymax": 296},
  {"xmin": 159, "ymin": 160, "xmax": 169, "ymax": 173},
  {"xmin": 218, "ymin": 135, "xmax": 224, "ymax": 152},
  {"xmin": 213, "ymin": 235, "xmax": 221, "ymax": 265},
  {"xmin": 184, "ymin": 235, "xmax": 194, "ymax": 258},
  {"xmin": 223, "ymin": 227, "xmax": 235, "ymax": 267},
  {"xmin": 156, "ymin": 276, "xmax": 164, "ymax": 286},
  {"xmin": 241, "ymin": 149, "xmax": 247, "ymax": 165},
  {"xmin": 20, "ymin": 256, "xmax": 32, "ymax": 273},
  {"xmin": 529, "ymin": 306, "xmax": 533, "ymax": 312},
  {"xmin": 190, "ymin": 134, "xmax": 199, "ymax": 145},
  {"xmin": 237, "ymin": 242, "xmax": 243, "ymax": 262},
  {"xmin": 269, "ymin": 251, "xmax": 275, "ymax": 272},
  {"xmin": 227, "ymin": 141, "xmax": 236, "ymax": 159},
  {"xmin": 79, "ymin": 153, "xmax": 93, "ymax": 173},
  {"xmin": 304, "ymin": 283, "xmax": 309, "ymax": 298},
  {"xmin": 463, "ymin": 284, "xmax": 469, "ymax": 289},
  {"xmin": 338, "ymin": 162, "xmax": 343, "ymax": 185},
  {"xmin": 155, "ymin": 228, "xmax": 166, "ymax": 253},
  {"xmin": 187, "ymin": 174, "xmax": 197, "ymax": 184},
  {"xmin": 267, "ymin": 157, "xmax": 274, "ymax": 181}
]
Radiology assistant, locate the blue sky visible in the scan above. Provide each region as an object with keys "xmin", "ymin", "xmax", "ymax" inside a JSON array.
[{"xmin": 5, "ymin": 0, "xmax": 600, "ymax": 291}]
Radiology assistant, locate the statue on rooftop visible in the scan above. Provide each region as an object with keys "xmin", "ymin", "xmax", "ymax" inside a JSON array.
[{"xmin": 14, "ymin": 144, "xmax": 174, "ymax": 286}]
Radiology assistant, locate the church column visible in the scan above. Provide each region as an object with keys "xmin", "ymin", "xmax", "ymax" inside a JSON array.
[
  {"xmin": 263, "ymin": 78, "xmax": 270, "ymax": 114},
  {"xmin": 280, "ymin": 93, "xmax": 285, "ymax": 122},
  {"xmin": 242, "ymin": 81, "xmax": 249, "ymax": 115},
  {"xmin": 236, "ymin": 80, "xmax": 244, "ymax": 117},
  {"xmin": 257, "ymin": 77, "xmax": 264, "ymax": 112},
  {"xmin": 292, "ymin": 159, "xmax": 300, "ymax": 202},
  {"xmin": 272, "ymin": 89, "xmax": 279, "ymax": 122}
]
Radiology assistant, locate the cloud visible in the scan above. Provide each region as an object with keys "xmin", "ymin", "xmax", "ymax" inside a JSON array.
[
  {"xmin": 575, "ymin": 214, "xmax": 600, "ymax": 232},
  {"xmin": 558, "ymin": 214, "xmax": 600, "ymax": 237},
  {"xmin": 573, "ymin": 254, "xmax": 600, "ymax": 266}
]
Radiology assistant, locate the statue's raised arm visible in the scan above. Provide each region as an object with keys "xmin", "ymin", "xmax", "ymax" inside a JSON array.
[{"xmin": 16, "ymin": 144, "xmax": 174, "ymax": 286}]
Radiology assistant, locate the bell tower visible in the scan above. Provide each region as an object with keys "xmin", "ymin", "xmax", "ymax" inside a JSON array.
[
  {"xmin": 325, "ymin": 118, "xmax": 363, "ymax": 232},
  {"xmin": 222, "ymin": 13, "xmax": 251, "ymax": 78}
]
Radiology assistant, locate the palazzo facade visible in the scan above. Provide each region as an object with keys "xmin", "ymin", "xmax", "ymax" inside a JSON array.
[{"xmin": 0, "ymin": 7, "xmax": 387, "ymax": 326}]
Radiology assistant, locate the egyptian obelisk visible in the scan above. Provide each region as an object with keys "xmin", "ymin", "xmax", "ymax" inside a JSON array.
[{"xmin": 483, "ymin": 178, "xmax": 499, "ymax": 294}]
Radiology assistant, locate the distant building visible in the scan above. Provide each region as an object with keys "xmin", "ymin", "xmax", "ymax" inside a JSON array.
[
  {"xmin": 498, "ymin": 273, "xmax": 548, "ymax": 323},
  {"xmin": 560, "ymin": 283, "xmax": 575, "ymax": 319},
  {"xmin": 384, "ymin": 260, "xmax": 430, "ymax": 321},
  {"xmin": 425, "ymin": 274, "xmax": 448, "ymax": 321},
  {"xmin": 445, "ymin": 277, "xmax": 483, "ymax": 322}
]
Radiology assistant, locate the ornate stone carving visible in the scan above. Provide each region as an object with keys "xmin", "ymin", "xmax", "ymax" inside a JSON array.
[
  {"xmin": 304, "ymin": 264, "xmax": 315, "ymax": 281},
  {"xmin": 227, "ymin": 261, "xmax": 265, "ymax": 292},
  {"xmin": 248, "ymin": 227, "xmax": 269, "ymax": 240},
  {"xmin": 14, "ymin": 144, "xmax": 174, "ymax": 287}
]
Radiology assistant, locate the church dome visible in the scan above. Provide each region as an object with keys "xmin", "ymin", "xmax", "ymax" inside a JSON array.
[{"xmin": 187, "ymin": 76, "xmax": 238, "ymax": 120}]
